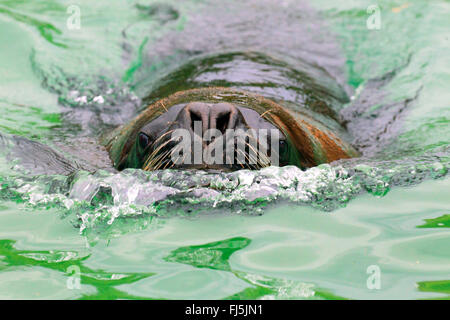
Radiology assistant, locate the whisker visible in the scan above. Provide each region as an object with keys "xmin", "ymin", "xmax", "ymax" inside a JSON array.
[
  {"xmin": 143, "ymin": 152, "xmax": 166, "ymax": 171},
  {"xmin": 236, "ymin": 147, "xmax": 259, "ymax": 170},
  {"xmin": 236, "ymin": 135, "xmax": 263, "ymax": 169},
  {"xmin": 151, "ymin": 149, "xmax": 173, "ymax": 171},
  {"xmin": 145, "ymin": 129, "xmax": 176, "ymax": 160},
  {"xmin": 143, "ymin": 135, "xmax": 178, "ymax": 169},
  {"xmin": 160, "ymin": 100, "xmax": 168, "ymax": 112},
  {"xmin": 155, "ymin": 142, "xmax": 186, "ymax": 170},
  {"xmin": 150, "ymin": 129, "xmax": 176, "ymax": 150},
  {"xmin": 144, "ymin": 141, "xmax": 176, "ymax": 170},
  {"xmin": 235, "ymin": 136, "xmax": 256, "ymax": 168},
  {"xmin": 245, "ymin": 141, "xmax": 261, "ymax": 165},
  {"xmin": 245, "ymin": 134, "xmax": 272, "ymax": 167},
  {"xmin": 170, "ymin": 152, "xmax": 188, "ymax": 169},
  {"xmin": 162, "ymin": 144, "xmax": 186, "ymax": 170},
  {"xmin": 259, "ymin": 109, "xmax": 273, "ymax": 118}
]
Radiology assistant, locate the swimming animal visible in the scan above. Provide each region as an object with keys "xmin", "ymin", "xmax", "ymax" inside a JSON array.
[{"xmin": 103, "ymin": 52, "xmax": 359, "ymax": 172}]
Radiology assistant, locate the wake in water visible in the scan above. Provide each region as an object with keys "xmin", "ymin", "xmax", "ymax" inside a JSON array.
[{"xmin": 1, "ymin": 130, "xmax": 447, "ymax": 235}]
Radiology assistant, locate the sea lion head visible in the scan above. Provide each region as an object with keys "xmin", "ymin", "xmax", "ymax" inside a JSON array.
[
  {"xmin": 123, "ymin": 101, "xmax": 294, "ymax": 171},
  {"xmin": 104, "ymin": 87, "xmax": 359, "ymax": 171}
]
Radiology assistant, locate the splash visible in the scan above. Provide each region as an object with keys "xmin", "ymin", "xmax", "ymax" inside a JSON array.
[{"xmin": 0, "ymin": 133, "xmax": 447, "ymax": 234}]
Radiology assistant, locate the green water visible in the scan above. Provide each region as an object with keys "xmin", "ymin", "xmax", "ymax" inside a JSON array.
[{"xmin": 0, "ymin": 0, "xmax": 449, "ymax": 299}]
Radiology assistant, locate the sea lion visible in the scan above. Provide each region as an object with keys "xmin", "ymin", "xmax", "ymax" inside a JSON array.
[
  {"xmin": 104, "ymin": 86, "xmax": 359, "ymax": 172},
  {"xmin": 1, "ymin": 52, "xmax": 359, "ymax": 177},
  {"xmin": 104, "ymin": 52, "xmax": 360, "ymax": 172}
]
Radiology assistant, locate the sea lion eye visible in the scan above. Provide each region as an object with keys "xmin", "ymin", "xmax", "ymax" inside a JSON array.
[
  {"xmin": 279, "ymin": 139, "xmax": 287, "ymax": 153},
  {"xmin": 138, "ymin": 132, "xmax": 151, "ymax": 149}
]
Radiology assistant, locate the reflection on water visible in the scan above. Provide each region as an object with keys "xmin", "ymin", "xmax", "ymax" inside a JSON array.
[{"xmin": 0, "ymin": 178, "xmax": 448, "ymax": 299}]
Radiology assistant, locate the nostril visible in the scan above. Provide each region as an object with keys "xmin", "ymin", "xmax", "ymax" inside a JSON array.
[
  {"xmin": 216, "ymin": 112, "xmax": 230, "ymax": 135},
  {"xmin": 183, "ymin": 102, "xmax": 210, "ymax": 134},
  {"xmin": 210, "ymin": 103, "xmax": 238, "ymax": 134},
  {"xmin": 190, "ymin": 111, "xmax": 202, "ymax": 132}
]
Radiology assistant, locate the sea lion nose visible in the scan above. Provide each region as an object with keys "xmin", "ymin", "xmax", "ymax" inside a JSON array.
[
  {"xmin": 181, "ymin": 102, "xmax": 239, "ymax": 134},
  {"xmin": 183, "ymin": 102, "xmax": 210, "ymax": 134},
  {"xmin": 209, "ymin": 103, "xmax": 238, "ymax": 134}
]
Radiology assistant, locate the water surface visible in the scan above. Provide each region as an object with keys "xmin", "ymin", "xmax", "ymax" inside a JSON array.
[{"xmin": 0, "ymin": 0, "xmax": 449, "ymax": 299}]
